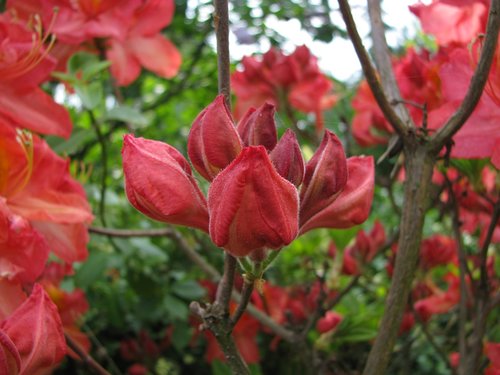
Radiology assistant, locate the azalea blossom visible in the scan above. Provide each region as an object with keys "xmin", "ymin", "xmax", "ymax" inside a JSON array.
[
  {"xmin": 7, "ymin": 0, "xmax": 182, "ymax": 86},
  {"xmin": 0, "ymin": 124, "xmax": 93, "ymax": 285},
  {"xmin": 0, "ymin": 12, "xmax": 72, "ymax": 138},
  {"xmin": 122, "ymin": 96, "xmax": 374, "ymax": 258},
  {"xmin": 232, "ymin": 46, "xmax": 337, "ymax": 131},
  {"xmin": 341, "ymin": 221, "xmax": 386, "ymax": 275},
  {"xmin": 409, "ymin": 0, "xmax": 489, "ymax": 47}
]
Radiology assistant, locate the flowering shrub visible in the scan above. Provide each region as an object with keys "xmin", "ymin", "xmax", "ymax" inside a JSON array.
[{"xmin": 0, "ymin": 0, "xmax": 498, "ymax": 374}]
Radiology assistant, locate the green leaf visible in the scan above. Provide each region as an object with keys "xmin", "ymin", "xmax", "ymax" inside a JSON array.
[
  {"xmin": 104, "ymin": 106, "xmax": 149, "ymax": 127},
  {"xmin": 171, "ymin": 321, "xmax": 192, "ymax": 352},
  {"xmin": 68, "ymin": 51, "xmax": 111, "ymax": 80},
  {"xmin": 74, "ymin": 251, "xmax": 109, "ymax": 288},
  {"xmin": 211, "ymin": 361, "xmax": 232, "ymax": 375},
  {"xmin": 171, "ymin": 280, "xmax": 206, "ymax": 300},
  {"xmin": 75, "ymin": 81, "xmax": 103, "ymax": 110},
  {"xmin": 47, "ymin": 129, "xmax": 93, "ymax": 154},
  {"xmin": 163, "ymin": 294, "xmax": 189, "ymax": 321}
]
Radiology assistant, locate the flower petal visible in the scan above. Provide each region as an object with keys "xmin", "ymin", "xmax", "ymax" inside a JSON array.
[
  {"xmin": 299, "ymin": 130, "xmax": 347, "ymax": 227},
  {"xmin": 1, "ymin": 284, "xmax": 66, "ymax": 375},
  {"xmin": 188, "ymin": 95, "xmax": 243, "ymax": 180},
  {"xmin": 122, "ymin": 135, "xmax": 209, "ymax": 232},
  {"xmin": 300, "ymin": 156, "xmax": 374, "ymax": 234},
  {"xmin": 236, "ymin": 103, "xmax": 278, "ymax": 151},
  {"xmin": 208, "ymin": 146, "xmax": 299, "ymax": 257}
]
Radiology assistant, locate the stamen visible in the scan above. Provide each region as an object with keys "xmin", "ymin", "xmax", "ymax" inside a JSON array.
[{"xmin": 0, "ymin": 9, "xmax": 58, "ymax": 81}]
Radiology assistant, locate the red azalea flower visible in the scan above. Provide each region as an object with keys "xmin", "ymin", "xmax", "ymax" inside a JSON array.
[
  {"xmin": 232, "ymin": 46, "xmax": 337, "ymax": 131},
  {"xmin": 410, "ymin": 0, "xmax": 489, "ymax": 47},
  {"xmin": 0, "ymin": 125, "xmax": 93, "ymax": 283},
  {"xmin": 0, "ymin": 13, "xmax": 72, "ymax": 138}
]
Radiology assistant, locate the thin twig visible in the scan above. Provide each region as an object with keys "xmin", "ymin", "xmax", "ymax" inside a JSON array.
[
  {"xmin": 89, "ymin": 226, "xmax": 172, "ymax": 237},
  {"xmin": 88, "ymin": 110, "xmax": 108, "ymax": 226},
  {"xmin": 367, "ymin": 0, "xmax": 413, "ymax": 128},
  {"xmin": 65, "ymin": 333, "xmax": 112, "ymax": 375},
  {"xmin": 337, "ymin": 0, "xmax": 407, "ymax": 135},
  {"xmin": 230, "ymin": 278, "xmax": 255, "ymax": 327},
  {"xmin": 430, "ymin": 0, "xmax": 500, "ymax": 149},
  {"xmin": 89, "ymin": 225, "xmax": 221, "ymax": 281},
  {"xmin": 409, "ymin": 306, "xmax": 455, "ymax": 374},
  {"xmin": 446, "ymin": 177, "xmax": 471, "ymax": 369}
]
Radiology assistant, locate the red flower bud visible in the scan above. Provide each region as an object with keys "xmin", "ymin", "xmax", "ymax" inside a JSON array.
[
  {"xmin": 299, "ymin": 130, "xmax": 348, "ymax": 226},
  {"xmin": 122, "ymin": 135, "xmax": 209, "ymax": 232},
  {"xmin": 316, "ymin": 311, "xmax": 343, "ymax": 334},
  {"xmin": 300, "ymin": 155, "xmax": 374, "ymax": 234},
  {"xmin": 208, "ymin": 146, "xmax": 299, "ymax": 257},
  {"xmin": 187, "ymin": 95, "xmax": 243, "ymax": 180},
  {"xmin": 269, "ymin": 129, "xmax": 304, "ymax": 186},
  {"xmin": 236, "ymin": 103, "xmax": 278, "ymax": 151}
]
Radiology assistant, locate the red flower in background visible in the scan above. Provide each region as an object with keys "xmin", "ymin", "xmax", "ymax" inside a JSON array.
[
  {"xmin": 7, "ymin": 0, "xmax": 182, "ymax": 86},
  {"xmin": 0, "ymin": 125, "xmax": 93, "ymax": 284},
  {"xmin": 232, "ymin": 46, "xmax": 337, "ymax": 131},
  {"xmin": 123, "ymin": 96, "xmax": 374, "ymax": 258},
  {"xmin": 419, "ymin": 235, "xmax": 457, "ymax": 270},
  {"xmin": 106, "ymin": 0, "xmax": 182, "ymax": 86},
  {"xmin": 0, "ymin": 13, "xmax": 72, "ymax": 138},
  {"xmin": 409, "ymin": 0, "xmax": 489, "ymax": 47},
  {"xmin": 341, "ymin": 221, "xmax": 386, "ymax": 275}
]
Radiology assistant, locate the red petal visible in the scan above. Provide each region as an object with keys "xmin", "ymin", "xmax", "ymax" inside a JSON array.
[
  {"xmin": 300, "ymin": 156, "xmax": 374, "ymax": 234},
  {"xmin": 269, "ymin": 129, "xmax": 305, "ymax": 186},
  {"xmin": 122, "ymin": 135, "xmax": 209, "ymax": 231},
  {"xmin": 1, "ymin": 284, "xmax": 66, "ymax": 375},
  {"xmin": 0, "ymin": 86, "xmax": 72, "ymax": 138},
  {"xmin": 0, "ymin": 201, "xmax": 50, "ymax": 283},
  {"xmin": 208, "ymin": 146, "xmax": 299, "ymax": 257},
  {"xmin": 236, "ymin": 102, "xmax": 278, "ymax": 151},
  {"xmin": 107, "ymin": 39, "xmax": 142, "ymax": 86},
  {"xmin": 188, "ymin": 96, "xmax": 243, "ymax": 180},
  {"xmin": 299, "ymin": 131, "xmax": 347, "ymax": 226},
  {"xmin": 128, "ymin": 34, "xmax": 181, "ymax": 79}
]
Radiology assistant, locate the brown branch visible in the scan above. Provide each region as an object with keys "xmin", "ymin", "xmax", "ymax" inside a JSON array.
[
  {"xmin": 188, "ymin": 1, "xmax": 249, "ymax": 373},
  {"xmin": 430, "ymin": 0, "xmax": 500, "ymax": 149},
  {"xmin": 65, "ymin": 334, "xmax": 112, "ymax": 375},
  {"xmin": 230, "ymin": 277, "xmax": 255, "ymax": 327},
  {"xmin": 366, "ymin": 0, "xmax": 413, "ymax": 128},
  {"xmin": 363, "ymin": 147, "xmax": 436, "ymax": 375},
  {"xmin": 89, "ymin": 226, "xmax": 221, "ymax": 281},
  {"xmin": 89, "ymin": 226, "xmax": 172, "ymax": 237},
  {"xmin": 462, "ymin": 198, "xmax": 500, "ymax": 375},
  {"xmin": 214, "ymin": 0, "xmax": 231, "ymax": 102},
  {"xmin": 446, "ymin": 178, "xmax": 470, "ymax": 370},
  {"xmin": 337, "ymin": 0, "xmax": 408, "ymax": 136}
]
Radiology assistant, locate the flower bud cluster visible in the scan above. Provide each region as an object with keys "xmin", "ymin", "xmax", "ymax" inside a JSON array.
[{"xmin": 123, "ymin": 95, "xmax": 374, "ymax": 258}]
